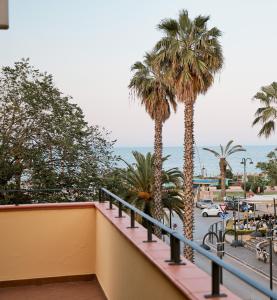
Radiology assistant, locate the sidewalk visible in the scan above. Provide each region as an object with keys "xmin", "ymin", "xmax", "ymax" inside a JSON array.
[{"xmin": 208, "ymin": 240, "xmax": 277, "ymax": 281}]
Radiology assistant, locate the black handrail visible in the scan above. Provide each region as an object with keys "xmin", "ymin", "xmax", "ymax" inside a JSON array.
[{"xmin": 100, "ymin": 187, "xmax": 277, "ymax": 300}]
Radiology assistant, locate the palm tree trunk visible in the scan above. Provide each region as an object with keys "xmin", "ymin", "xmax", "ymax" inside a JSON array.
[
  {"xmin": 153, "ymin": 117, "xmax": 163, "ymax": 238},
  {"xmin": 220, "ymin": 158, "xmax": 226, "ymax": 199},
  {"xmin": 183, "ymin": 102, "xmax": 195, "ymax": 262}
]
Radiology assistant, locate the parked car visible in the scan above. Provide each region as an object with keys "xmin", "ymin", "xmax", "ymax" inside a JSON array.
[
  {"xmin": 224, "ymin": 199, "xmax": 239, "ymax": 210},
  {"xmin": 224, "ymin": 198, "xmax": 254, "ymax": 211},
  {"xmin": 239, "ymin": 201, "xmax": 254, "ymax": 212},
  {"xmin": 202, "ymin": 204, "xmax": 226, "ymax": 217},
  {"xmin": 195, "ymin": 199, "xmax": 213, "ymax": 209}
]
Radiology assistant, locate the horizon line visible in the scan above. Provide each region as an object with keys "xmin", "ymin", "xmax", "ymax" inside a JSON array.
[{"xmin": 114, "ymin": 144, "xmax": 276, "ymax": 148}]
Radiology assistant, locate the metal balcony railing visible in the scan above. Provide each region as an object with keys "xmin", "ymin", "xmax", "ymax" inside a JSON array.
[{"xmin": 100, "ymin": 187, "xmax": 277, "ymax": 300}]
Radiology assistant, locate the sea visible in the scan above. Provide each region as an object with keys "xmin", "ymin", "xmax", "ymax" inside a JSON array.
[{"xmin": 114, "ymin": 145, "xmax": 276, "ymax": 176}]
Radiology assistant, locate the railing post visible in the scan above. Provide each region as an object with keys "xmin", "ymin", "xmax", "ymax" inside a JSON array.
[
  {"xmin": 205, "ymin": 261, "xmax": 226, "ymax": 298},
  {"xmin": 109, "ymin": 196, "xmax": 113, "ymax": 209},
  {"xmin": 106, "ymin": 195, "xmax": 115, "ymax": 210},
  {"xmin": 115, "ymin": 201, "xmax": 125, "ymax": 218},
  {"xmin": 167, "ymin": 234, "xmax": 185, "ymax": 265},
  {"xmin": 127, "ymin": 210, "xmax": 138, "ymax": 229},
  {"xmin": 143, "ymin": 220, "xmax": 156, "ymax": 243},
  {"xmin": 99, "ymin": 188, "xmax": 103, "ymax": 203},
  {"xmin": 167, "ymin": 234, "xmax": 174, "ymax": 262},
  {"xmin": 217, "ymin": 230, "xmax": 224, "ymax": 284}
]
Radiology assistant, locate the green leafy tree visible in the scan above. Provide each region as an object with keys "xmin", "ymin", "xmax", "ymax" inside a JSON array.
[
  {"xmin": 226, "ymin": 168, "xmax": 233, "ymax": 179},
  {"xmin": 120, "ymin": 151, "xmax": 183, "ymax": 226},
  {"xmin": 252, "ymin": 82, "xmax": 277, "ymax": 138},
  {"xmin": 256, "ymin": 148, "xmax": 277, "ymax": 187},
  {"xmin": 129, "ymin": 53, "xmax": 177, "ymax": 237},
  {"xmin": 203, "ymin": 140, "xmax": 245, "ymax": 199},
  {"xmin": 0, "ymin": 59, "xmax": 116, "ymax": 203},
  {"xmin": 240, "ymin": 182, "xmax": 251, "ymax": 193},
  {"xmin": 154, "ymin": 10, "xmax": 223, "ymax": 261}
]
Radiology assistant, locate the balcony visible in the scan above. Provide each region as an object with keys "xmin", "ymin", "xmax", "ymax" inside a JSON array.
[{"xmin": 0, "ymin": 195, "xmax": 251, "ymax": 299}]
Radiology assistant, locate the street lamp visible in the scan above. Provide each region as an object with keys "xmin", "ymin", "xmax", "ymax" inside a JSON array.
[
  {"xmin": 201, "ymin": 166, "xmax": 206, "ymax": 178},
  {"xmin": 267, "ymin": 221, "xmax": 274, "ymax": 299},
  {"xmin": 0, "ymin": 0, "xmax": 9, "ymax": 29},
  {"xmin": 240, "ymin": 157, "xmax": 253, "ymax": 199}
]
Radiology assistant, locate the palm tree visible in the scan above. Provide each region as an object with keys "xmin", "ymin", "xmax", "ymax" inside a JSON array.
[
  {"xmin": 153, "ymin": 10, "xmax": 223, "ymax": 260},
  {"xmin": 129, "ymin": 53, "xmax": 177, "ymax": 237},
  {"xmin": 252, "ymin": 82, "xmax": 277, "ymax": 138},
  {"xmin": 203, "ymin": 140, "xmax": 245, "ymax": 199},
  {"xmin": 121, "ymin": 151, "xmax": 183, "ymax": 225}
]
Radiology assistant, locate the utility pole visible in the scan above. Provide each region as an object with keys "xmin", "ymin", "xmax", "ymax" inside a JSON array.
[
  {"xmin": 0, "ymin": 0, "xmax": 9, "ymax": 29},
  {"xmin": 240, "ymin": 157, "xmax": 253, "ymax": 198}
]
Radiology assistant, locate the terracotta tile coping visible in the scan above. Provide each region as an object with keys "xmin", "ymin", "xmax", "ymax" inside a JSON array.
[
  {"xmin": 0, "ymin": 202, "xmax": 95, "ymax": 211},
  {"xmin": 94, "ymin": 202, "xmax": 241, "ymax": 300}
]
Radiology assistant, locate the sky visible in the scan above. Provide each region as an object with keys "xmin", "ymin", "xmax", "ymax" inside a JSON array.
[{"xmin": 1, "ymin": 0, "xmax": 277, "ymax": 147}]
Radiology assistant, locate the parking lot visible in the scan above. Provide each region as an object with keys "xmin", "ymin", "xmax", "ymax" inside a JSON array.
[{"xmin": 171, "ymin": 206, "xmax": 223, "ymax": 241}]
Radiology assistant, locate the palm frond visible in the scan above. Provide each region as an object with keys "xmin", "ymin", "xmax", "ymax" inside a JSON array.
[
  {"xmin": 157, "ymin": 18, "xmax": 179, "ymax": 37},
  {"xmin": 252, "ymin": 82, "xmax": 277, "ymax": 138},
  {"xmin": 258, "ymin": 121, "xmax": 275, "ymax": 138},
  {"xmin": 224, "ymin": 140, "xmax": 234, "ymax": 155},
  {"xmin": 119, "ymin": 152, "xmax": 184, "ymax": 220},
  {"xmin": 202, "ymin": 147, "xmax": 220, "ymax": 158}
]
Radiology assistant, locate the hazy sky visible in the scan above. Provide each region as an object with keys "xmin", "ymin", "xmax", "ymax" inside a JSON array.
[{"xmin": 2, "ymin": 1, "xmax": 277, "ymax": 146}]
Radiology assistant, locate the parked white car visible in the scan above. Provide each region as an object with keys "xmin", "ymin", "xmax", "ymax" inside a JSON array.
[
  {"xmin": 201, "ymin": 204, "xmax": 225, "ymax": 217},
  {"xmin": 195, "ymin": 199, "xmax": 213, "ymax": 209}
]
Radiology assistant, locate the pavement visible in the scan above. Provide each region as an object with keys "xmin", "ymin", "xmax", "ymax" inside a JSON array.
[{"xmin": 212, "ymin": 241, "xmax": 277, "ymax": 281}]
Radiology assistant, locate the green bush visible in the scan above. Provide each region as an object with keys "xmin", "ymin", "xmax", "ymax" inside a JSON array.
[
  {"xmin": 251, "ymin": 182, "xmax": 259, "ymax": 193},
  {"xmin": 226, "ymin": 220, "xmax": 267, "ymax": 236},
  {"xmin": 241, "ymin": 182, "xmax": 251, "ymax": 192},
  {"xmin": 260, "ymin": 185, "xmax": 266, "ymax": 193},
  {"xmin": 226, "ymin": 228, "xmax": 266, "ymax": 236},
  {"xmin": 251, "ymin": 180, "xmax": 266, "ymax": 194}
]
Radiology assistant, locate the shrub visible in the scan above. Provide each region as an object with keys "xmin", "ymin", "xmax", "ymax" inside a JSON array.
[
  {"xmin": 225, "ymin": 228, "xmax": 266, "ymax": 236},
  {"xmin": 241, "ymin": 182, "xmax": 251, "ymax": 192},
  {"xmin": 251, "ymin": 182, "xmax": 259, "ymax": 193}
]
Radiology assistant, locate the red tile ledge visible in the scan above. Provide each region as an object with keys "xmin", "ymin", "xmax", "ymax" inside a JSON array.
[
  {"xmin": 0, "ymin": 202, "xmax": 95, "ymax": 211},
  {"xmin": 94, "ymin": 202, "xmax": 241, "ymax": 300}
]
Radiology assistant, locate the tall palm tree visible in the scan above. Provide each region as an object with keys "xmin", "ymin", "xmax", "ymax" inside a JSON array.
[
  {"xmin": 252, "ymin": 82, "xmax": 277, "ymax": 138},
  {"xmin": 129, "ymin": 53, "xmax": 177, "ymax": 237},
  {"xmin": 153, "ymin": 10, "xmax": 223, "ymax": 260},
  {"xmin": 121, "ymin": 151, "xmax": 183, "ymax": 224},
  {"xmin": 203, "ymin": 140, "xmax": 245, "ymax": 199}
]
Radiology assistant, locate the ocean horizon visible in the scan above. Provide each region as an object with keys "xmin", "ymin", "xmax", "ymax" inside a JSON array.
[{"xmin": 114, "ymin": 145, "xmax": 276, "ymax": 176}]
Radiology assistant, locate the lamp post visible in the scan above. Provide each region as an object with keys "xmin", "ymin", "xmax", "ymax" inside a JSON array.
[
  {"xmin": 230, "ymin": 211, "xmax": 244, "ymax": 247},
  {"xmin": 266, "ymin": 219, "xmax": 274, "ymax": 299},
  {"xmin": 201, "ymin": 166, "xmax": 206, "ymax": 178},
  {"xmin": 240, "ymin": 157, "xmax": 253, "ymax": 199},
  {"xmin": 0, "ymin": 0, "xmax": 9, "ymax": 29}
]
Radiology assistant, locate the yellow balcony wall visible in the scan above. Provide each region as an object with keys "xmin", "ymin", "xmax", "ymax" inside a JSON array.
[
  {"xmin": 0, "ymin": 204, "xmax": 95, "ymax": 281},
  {"xmin": 0, "ymin": 202, "xmax": 239, "ymax": 300}
]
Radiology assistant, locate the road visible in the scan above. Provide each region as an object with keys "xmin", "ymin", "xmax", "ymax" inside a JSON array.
[{"xmin": 170, "ymin": 208, "xmax": 277, "ymax": 300}]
